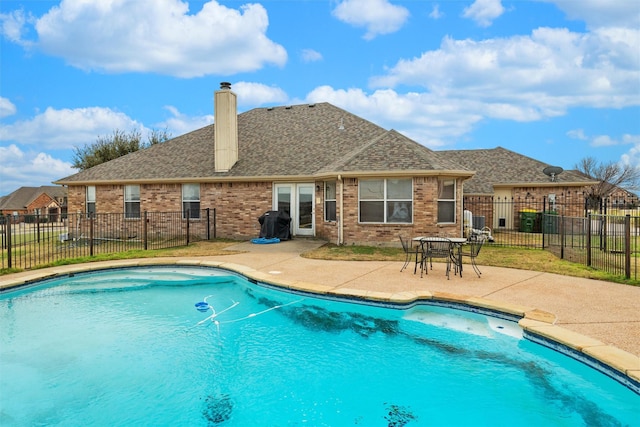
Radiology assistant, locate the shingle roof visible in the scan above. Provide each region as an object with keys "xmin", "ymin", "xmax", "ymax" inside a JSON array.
[
  {"xmin": 438, "ymin": 147, "xmax": 596, "ymax": 194},
  {"xmin": 0, "ymin": 186, "xmax": 67, "ymax": 210},
  {"xmin": 55, "ymin": 102, "xmax": 469, "ymax": 184}
]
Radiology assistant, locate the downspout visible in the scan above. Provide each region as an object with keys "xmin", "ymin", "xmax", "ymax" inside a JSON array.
[{"xmin": 338, "ymin": 174, "xmax": 344, "ymax": 245}]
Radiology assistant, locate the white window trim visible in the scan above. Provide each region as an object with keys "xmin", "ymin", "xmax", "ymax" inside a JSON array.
[
  {"xmin": 86, "ymin": 186, "xmax": 96, "ymax": 218},
  {"xmin": 437, "ymin": 178, "xmax": 456, "ymax": 224},
  {"xmin": 324, "ymin": 181, "xmax": 337, "ymax": 222},
  {"xmin": 182, "ymin": 183, "xmax": 201, "ymax": 219},
  {"xmin": 124, "ymin": 185, "xmax": 141, "ymax": 219},
  {"xmin": 358, "ymin": 178, "xmax": 413, "ymax": 224}
]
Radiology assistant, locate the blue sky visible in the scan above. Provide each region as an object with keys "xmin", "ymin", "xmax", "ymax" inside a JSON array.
[{"xmin": 1, "ymin": 0, "xmax": 639, "ymax": 195}]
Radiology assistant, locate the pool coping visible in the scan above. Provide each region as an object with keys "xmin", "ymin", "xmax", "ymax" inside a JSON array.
[{"xmin": 1, "ymin": 258, "xmax": 639, "ymax": 394}]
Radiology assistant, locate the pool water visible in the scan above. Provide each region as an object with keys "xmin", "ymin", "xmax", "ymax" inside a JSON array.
[{"xmin": 0, "ymin": 267, "xmax": 638, "ymax": 426}]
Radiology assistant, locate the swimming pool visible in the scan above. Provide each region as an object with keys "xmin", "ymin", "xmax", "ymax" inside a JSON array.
[{"xmin": 1, "ymin": 266, "xmax": 638, "ymax": 426}]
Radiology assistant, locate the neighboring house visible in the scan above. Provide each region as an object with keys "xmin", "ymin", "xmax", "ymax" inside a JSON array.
[
  {"xmin": 607, "ymin": 187, "xmax": 639, "ymax": 209},
  {"xmin": 439, "ymin": 147, "xmax": 598, "ymax": 232},
  {"xmin": 0, "ymin": 186, "xmax": 68, "ymax": 222},
  {"xmin": 55, "ymin": 83, "xmax": 474, "ymax": 246}
]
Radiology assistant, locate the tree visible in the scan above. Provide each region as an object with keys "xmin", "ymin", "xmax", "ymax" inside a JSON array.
[
  {"xmin": 72, "ymin": 128, "xmax": 171, "ymax": 170},
  {"xmin": 575, "ymin": 156, "xmax": 640, "ymax": 209}
]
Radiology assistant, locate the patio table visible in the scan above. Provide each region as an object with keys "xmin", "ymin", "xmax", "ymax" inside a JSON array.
[{"xmin": 413, "ymin": 236, "xmax": 467, "ymax": 277}]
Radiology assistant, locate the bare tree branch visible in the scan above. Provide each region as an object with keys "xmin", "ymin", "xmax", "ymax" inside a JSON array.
[{"xmin": 575, "ymin": 156, "xmax": 640, "ymax": 205}]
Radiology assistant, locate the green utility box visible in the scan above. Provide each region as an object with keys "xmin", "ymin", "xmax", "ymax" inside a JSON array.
[
  {"xmin": 543, "ymin": 211, "xmax": 558, "ymax": 234},
  {"xmin": 519, "ymin": 210, "xmax": 537, "ymax": 233}
]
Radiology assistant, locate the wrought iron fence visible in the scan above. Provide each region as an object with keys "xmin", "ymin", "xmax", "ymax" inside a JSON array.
[
  {"xmin": 1, "ymin": 209, "xmax": 216, "ymax": 271},
  {"xmin": 3, "ymin": 198, "xmax": 638, "ymax": 280},
  {"xmin": 464, "ymin": 196, "xmax": 639, "ymax": 280},
  {"xmin": 544, "ymin": 214, "xmax": 639, "ymax": 280}
]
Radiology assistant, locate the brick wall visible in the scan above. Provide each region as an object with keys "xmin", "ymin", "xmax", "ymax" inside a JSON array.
[
  {"xmin": 336, "ymin": 176, "xmax": 463, "ymax": 246},
  {"xmin": 26, "ymin": 193, "xmax": 54, "ymax": 214},
  {"xmin": 67, "ymin": 177, "xmax": 466, "ymax": 245},
  {"xmin": 201, "ymin": 181, "xmax": 273, "ymax": 238}
]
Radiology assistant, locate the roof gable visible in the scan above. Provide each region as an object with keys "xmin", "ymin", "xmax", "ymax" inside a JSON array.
[
  {"xmin": 320, "ymin": 130, "xmax": 467, "ymax": 174},
  {"xmin": 0, "ymin": 186, "xmax": 66, "ymax": 210}
]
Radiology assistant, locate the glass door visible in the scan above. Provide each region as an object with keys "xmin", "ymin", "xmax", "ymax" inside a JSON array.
[
  {"xmin": 274, "ymin": 183, "xmax": 314, "ymax": 237},
  {"xmin": 276, "ymin": 185, "xmax": 291, "ymax": 217},
  {"xmin": 296, "ymin": 184, "xmax": 314, "ymax": 236}
]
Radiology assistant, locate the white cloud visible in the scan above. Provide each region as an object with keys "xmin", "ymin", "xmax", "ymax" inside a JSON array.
[
  {"xmin": 160, "ymin": 106, "xmax": 213, "ymax": 137},
  {"xmin": 306, "ymin": 85, "xmax": 483, "ymax": 148},
  {"xmin": 370, "ymin": 27, "xmax": 640, "ymax": 121},
  {"xmin": 231, "ymin": 82, "xmax": 289, "ymax": 106},
  {"xmin": 622, "ymin": 134, "xmax": 640, "ymax": 146},
  {"xmin": 591, "ymin": 135, "xmax": 617, "ymax": 147},
  {"xmin": 462, "ymin": 0, "xmax": 505, "ymax": 27},
  {"xmin": 24, "ymin": 0, "xmax": 286, "ymax": 77},
  {"xmin": 0, "ymin": 9, "xmax": 33, "ymax": 47},
  {"xmin": 429, "ymin": 4, "xmax": 444, "ymax": 20},
  {"xmin": 0, "ymin": 107, "xmax": 142, "ymax": 149},
  {"xmin": 0, "ymin": 144, "xmax": 74, "ymax": 194},
  {"xmin": 301, "ymin": 48, "xmax": 323, "ymax": 63},
  {"xmin": 620, "ymin": 141, "xmax": 640, "ymax": 170},
  {"xmin": 0, "ymin": 97, "xmax": 17, "ymax": 118},
  {"xmin": 590, "ymin": 134, "xmax": 640, "ymax": 149},
  {"xmin": 332, "ymin": 0, "xmax": 409, "ymax": 40},
  {"xmin": 157, "ymin": 82, "xmax": 287, "ymax": 134},
  {"xmin": 544, "ymin": 0, "xmax": 640, "ymax": 29},
  {"xmin": 567, "ymin": 129, "xmax": 588, "ymax": 140},
  {"xmin": 565, "ymin": 131, "xmax": 639, "ymax": 167}
]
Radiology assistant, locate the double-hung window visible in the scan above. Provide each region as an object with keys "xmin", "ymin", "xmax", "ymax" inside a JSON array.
[
  {"xmin": 182, "ymin": 184, "xmax": 201, "ymax": 219},
  {"xmin": 359, "ymin": 178, "xmax": 412, "ymax": 223},
  {"xmin": 86, "ymin": 186, "xmax": 96, "ymax": 218},
  {"xmin": 324, "ymin": 181, "xmax": 336, "ymax": 222},
  {"xmin": 124, "ymin": 185, "xmax": 140, "ymax": 219},
  {"xmin": 437, "ymin": 179, "xmax": 456, "ymax": 223}
]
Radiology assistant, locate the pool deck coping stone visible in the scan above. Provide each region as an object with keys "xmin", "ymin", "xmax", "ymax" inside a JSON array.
[{"xmin": 1, "ymin": 240, "xmax": 639, "ymax": 390}]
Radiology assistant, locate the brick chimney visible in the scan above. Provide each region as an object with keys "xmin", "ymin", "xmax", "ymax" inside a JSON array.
[{"xmin": 214, "ymin": 82, "xmax": 238, "ymax": 172}]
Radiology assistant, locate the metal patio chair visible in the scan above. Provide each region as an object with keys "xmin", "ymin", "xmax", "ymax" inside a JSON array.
[
  {"xmin": 459, "ymin": 235, "xmax": 487, "ymax": 278},
  {"xmin": 399, "ymin": 235, "xmax": 420, "ymax": 272},
  {"xmin": 421, "ymin": 238, "xmax": 454, "ymax": 279}
]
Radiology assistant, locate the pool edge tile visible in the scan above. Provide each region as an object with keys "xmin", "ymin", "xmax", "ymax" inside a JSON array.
[
  {"xmin": 329, "ymin": 287, "xmax": 370, "ymax": 299},
  {"xmin": 582, "ymin": 345, "xmax": 640, "ymax": 376},
  {"xmin": 431, "ymin": 291, "xmax": 472, "ymax": 303},
  {"xmin": 465, "ymin": 297, "xmax": 531, "ymax": 317},
  {"xmin": 288, "ymin": 281, "xmax": 335, "ymax": 294},
  {"xmin": 523, "ymin": 308, "xmax": 556, "ymax": 324},
  {"xmin": 519, "ymin": 322, "xmax": 605, "ymax": 351}
]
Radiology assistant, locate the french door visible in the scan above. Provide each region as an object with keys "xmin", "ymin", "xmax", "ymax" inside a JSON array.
[{"xmin": 274, "ymin": 183, "xmax": 315, "ymax": 236}]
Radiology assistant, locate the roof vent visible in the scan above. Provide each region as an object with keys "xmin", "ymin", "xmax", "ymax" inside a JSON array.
[
  {"xmin": 338, "ymin": 117, "xmax": 345, "ymax": 131},
  {"xmin": 267, "ymin": 107, "xmax": 274, "ymax": 111},
  {"xmin": 285, "ymin": 105, "xmax": 292, "ymax": 109},
  {"xmin": 308, "ymin": 104, "xmax": 316, "ymax": 108}
]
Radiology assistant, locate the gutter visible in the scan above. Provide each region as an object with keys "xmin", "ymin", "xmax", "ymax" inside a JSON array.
[{"xmin": 338, "ymin": 174, "xmax": 344, "ymax": 246}]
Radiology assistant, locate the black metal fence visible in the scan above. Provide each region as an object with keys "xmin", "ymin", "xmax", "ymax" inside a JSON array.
[
  {"xmin": 1, "ymin": 209, "xmax": 216, "ymax": 271},
  {"xmin": 464, "ymin": 196, "xmax": 639, "ymax": 280},
  {"xmin": 544, "ymin": 214, "xmax": 639, "ymax": 280},
  {"xmin": 3, "ymin": 199, "xmax": 639, "ymax": 280}
]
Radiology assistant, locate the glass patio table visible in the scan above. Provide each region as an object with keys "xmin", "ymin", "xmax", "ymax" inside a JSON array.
[{"xmin": 413, "ymin": 236, "xmax": 467, "ymax": 277}]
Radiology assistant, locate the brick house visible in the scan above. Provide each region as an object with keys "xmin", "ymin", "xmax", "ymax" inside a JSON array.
[
  {"xmin": 55, "ymin": 83, "xmax": 474, "ymax": 246},
  {"xmin": 0, "ymin": 186, "xmax": 67, "ymax": 222}
]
